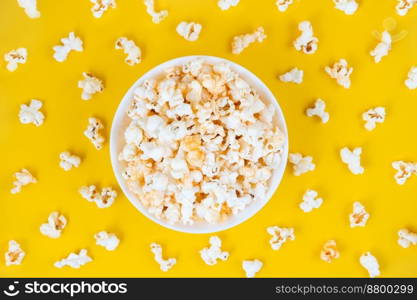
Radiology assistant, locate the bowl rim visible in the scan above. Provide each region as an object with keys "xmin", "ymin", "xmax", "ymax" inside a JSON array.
[{"xmin": 110, "ymin": 55, "xmax": 289, "ymax": 234}]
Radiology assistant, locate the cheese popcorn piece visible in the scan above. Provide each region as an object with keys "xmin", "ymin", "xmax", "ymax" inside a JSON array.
[
  {"xmin": 218, "ymin": 0, "xmax": 240, "ymax": 10},
  {"xmin": 349, "ymin": 201, "xmax": 370, "ymax": 228},
  {"xmin": 320, "ymin": 240, "xmax": 340, "ymax": 263},
  {"xmin": 78, "ymin": 72, "xmax": 104, "ymax": 100},
  {"xmin": 398, "ymin": 229, "xmax": 417, "ymax": 248},
  {"xmin": 267, "ymin": 226, "xmax": 295, "ymax": 250},
  {"xmin": 370, "ymin": 31, "xmax": 392, "ymax": 63},
  {"xmin": 19, "ymin": 99, "xmax": 45, "ymax": 126},
  {"xmin": 84, "ymin": 117, "xmax": 105, "ymax": 150},
  {"xmin": 279, "ymin": 67, "xmax": 303, "ymax": 84},
  {"xmin": 392, "ymin": 161, "xmax": 417, "ymax": 185},
  {"xmin": 90, "ymin": 0, "xmax": 116, "ymax": 18},
  {"xmin": 79, "ymin": 185, "xmax": 117, "ymax": 208},
  {"xmin": 362, "ymin": 107, "xmax": 385, "ymax": 131},
  {"xmin": 396, "ymin": 0, "xmax": 417, "ymax": 16},
  {"xmin": 52, "ymin": 32, "xmax": 83, "ymax": 62},
  {"xmin": 115, "ymin": 37, "xmax": 142, "ymax": 66},
  {"xmin": 176, "ymin": 21, "xmax": 202, "ymax": 41},
  {"xmin": 144, "ymin": 0, "xmax": 168, "ymax": 23},
  {"xmin": 150, "ymin": 243, "xmax": 176, "ymax": 272},
  {"xmin": 325, "ymin": 59, "xmax": 353, "ymax": 88},
  {"xmin": 200, "ymin": 236, "xmax": 229, "ymax": 266},
  {"xmin": 54, "ymin": 249, "xmax": 92, "ymax": 269},
  {"xmin": 94, "ymin": 231, "xmax": 120, "ymax": 251},
  {"xmin": 293, "ymin": 21, "xmax": 318, "ymax": 54},
  {"xmin": 40, "ymin": 212, "xmax": 67, "ymax": 239},
  {"xmin": 11, "ymin": 168, "xmax": 36, "ymax": 194},
  {"xmin": 289, "ymin": 153, "xmax": 315, "ymax": 176},
  {"xmin": 306, "ymin": 99, "xmax": 329, "ymax": 123},
  {"xmin": 340, "ymin": 147, "xmax": 364, "ymax": 175},
  {"xmin": 4, "ymin": 48, "xmax": 27, "ymax": 72},
  {"xmin": 17, "ymin": 0, "xmax": 40, "ymax": 19},
  {"xmin": 333, "ymin": 0, "xmax": 359, "ymax": 15},
  {"xmin": 59, "ymin": 151, "xmax": 81, "ymax": 171},
  {"xmin": 360, "ymin": 252, "xmax": 380, "ymax": 278},
  {"xmin": 299, "ymin": 189, "xmax": 323, "ymax": 213},
  {"xmin": 231, "ymin": 27, "xmax": 266, "ymax": 54},
  {"xmin": 405, "ymin": 66, "xmax": 417, "ymax": 89},
  {"xmin": 242, "ymin": 259, "xmax": 263, "ymax": 278},
  {"xmin": 276, "ymin": 0, "xmax": 293, "ymax": 12},
  {"xmin": 5, "ymin": 240, "xmax": 25, "ymax": 266}
]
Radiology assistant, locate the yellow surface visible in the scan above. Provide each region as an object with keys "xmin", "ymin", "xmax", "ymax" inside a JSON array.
[{"xmin": 1, "ymin": 0, "xmax": 417, "ymax": 278}]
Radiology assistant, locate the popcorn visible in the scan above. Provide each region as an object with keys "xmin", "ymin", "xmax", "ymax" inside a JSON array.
[
  {"xmin": 84, "ymin": 117, "xmax": 105, "ymax": 150},
  {"xmin": 320, "ymin": 240, "xmax": 340, "ymax": 263},
  {"xmin": 231, "ymin": 27, "xmax": 266, "ymax": 54},
  {"xmin": 333, "ymin": 0, "xmax": 358, "ymax": 15},
  {"xmin": 242, "ymin": 259, "xmax": 263, "ymax": 278},
  {"xmin": 276, "ymin": 0, "xmax": 293, "ymax": 12},
  {"xmin": 54, "ymin": 249, "xmax": 92, "ymax": 269},
  {"xmin": 306, "ymin": 99, "xmax": 329, "ymax": 123},
  {"xmin": 40, "ymin": 212, "xmax": 67, "ymax": 239},
  {"xmin": 340, "ymin": 147, "xmax": 364, "ymax": 175},
  {"xmin": 218, "ymin": 0, "xmax": 240, "ymax": 10},
  {"xmin": 90, "ymin": 0, "xmax": 116, "ymax": 18},
  {"xmin": 267, "ymin": 226, "xmax": 295, "ymax": 250},
  {"xmin": 11, "ymin": 168, "xmax": 36, "ymax": 194},
  {"xmin": 392, "ymin": 161, "xmax": 417, "ymax": 185},
  {"xmin": 79, "ymin": 185, "xmax": 117, "ymax": 208},
  {"xmin": 360, "ymin": 252, "xmax": 380, "ymax": 278},
  {"xmin": 19, "ymin": 99, "xmax": 45, "ymax": 126},
  {"xmin": 17, "ymin": 0, "xmax": 40, "ymax": 18},
  {"xmin": 405, "ymin": 66, "xmax": 417, "ymax": 89},
  {"xmin": 4, "ymin": 48, "xmax": 27, "ymax": 72},
  {"xmin": 144, "ymin": 0, "xmax": 168, "ymax": 23},
  {"xmin": 396, "ymin": 0, "xmax": 417, "ymax": 16},
  {"xmin": 78, "ymin": 72, "xmax": 104, "ymax": 100},
  {"xmin": 349, "ymin": 201, "xmax": 369, "ymax": 228},
  {"xmin": 52, "ymin": 32, "xmax": 83, "ymax": 62},
  {"xmin": 94, "ymin": 231, "xmax": 120, "ymax": 251},
  {"xmin": 176, "ymin": 21, "xmax": 202, "ymax": 42},
  {"xmin": 370, "ymin": 31, "xmax": 392, "ymax": 63},
  {"xmin": 5, "ymin": 240, "xmax": 25, "ymax": 266},
  {"xmin": 288, "ymin": 153, "xmax": 315, "ymax": 176},
  {"xmin": 150, "ymin": 243, "xmax": 176, "ymax": 271},
  {"xmin": 299, "ymin": 189, "xmax": 323, "ymax": 213},
  {"xmin": 115, "ymin": 37, "xmax": 142, "ymax": 66},
  {"xmin": 398, "ymin": 229, "xmax": 417, "ymax": 248},
  {"xmin": 200, "ymin": 236, "xmax": 229, "ymax": 265},
  {"xmin": 362, "ymin": 107, "xmax": 385, "ymax": 131},
  {"xmin": 293, "ymin": 21, "xmax": 318, "ymax": 54},
  {"xmin": 279, "ymin": 67, "xmax": 303, "ymax": 84},
  {"xmin": 59, "ymin": 151, "xmax": 81, "ymax": 171},
  {"xmin": 325, "ymin": 59, "xmax": 353, "ymax": 88}
]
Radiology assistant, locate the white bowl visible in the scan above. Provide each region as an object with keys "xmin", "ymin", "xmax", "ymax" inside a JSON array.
[{"xmin": 110, "ymin": 55, "xmax": 289, "ymax": 234}]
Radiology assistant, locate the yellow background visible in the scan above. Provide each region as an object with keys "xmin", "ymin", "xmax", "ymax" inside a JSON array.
[{"xmin": 1, "ymin": 0, "xmax": 417, "ymax": 278}]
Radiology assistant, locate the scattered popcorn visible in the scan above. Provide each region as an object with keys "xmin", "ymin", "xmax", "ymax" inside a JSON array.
[
  {"xmin": 349, "ymin": 201, "xmax": 370, "ymax": 228},
  {"xmin": 78, "ymin": 72, "xmax": 104, "ymax": 100},
  {"xmin": 289, "ymin": 153, "xmax": 315, "ymax": 176},
  {"xmin": 54, "ymin": 249, "xmax": 92, "ymax": 269},
  {"xmin": 94, "ymin": 231, "xmax": 120, "ymax": 251},
  {"xmin": 370, "ymin": 31, "xmax": 392, "ymax": 63},
  {"xmin": 176, "ymin": 21, "xmax": 202, "ymax": 42},
  {"xmin": 4, "ymin": 48, "xmax": 27, "ymax": 72},
  {"xmin": 293, "ymin": 21, "xmax": 318, "ymax": 54},
  {"xmin": 279, "ymin": 67, "xmax": 303, "ymax": 84},
  {"xmin": 299, "ymin": 189, "xmax": 323, "ymax": 213},
  {"xmin": 11, "ymin": 168, "xmax": 36, "ymax": 194},
  {"xmin": 306, "ymin": 99, "xmax": 329, "ymax": 123},
  {"xmin": 200, "ymin": 236, "xmax": 229, "ymax": 265},
  {"xmin": 19, "ymin": 99, "xmax": 45, "ymax": 127},
  {"xmin": 333, "ymin": 0, "xmax": 358, "ymax": 15},
  {"xmin": 79, "ymin": 185, "xmax": 117, "ymax": 208},
  {"xmin": 362, "ymin": 107, "xmax": 385, "ymax": 131},
  {"xmin": 90, "ymin": 0, "xmax": 116, "ymax": 18},
  {"xmin": 320, "ymin": 240, "xmax": 340, "ymax": 263},
  {"xmin": 340, "ymin": 147, "xmax": 364, "ymax": 175},
  {"xmin": 59, "ymin": 151, "xmax": 81, "ymax": 171},
  {"xmin": 398, "ymin": 229, "xmax": 417, "ymax": 248},
  {"xmin": 17, "ymin": 0, "xmax": 40, "ymax": 18},
  {"xmin": 276, "ymin": 0, "xmax": 294, "ymax": 12},
  {"xmin": 150, "ymin": 243, "xmax": 176, "ymax": 271},
  {"xmin": 5, "ymin": 240, "xmax": 25, "ymax": 266},
  {"xmin": 52, "ymin": 32, "xmax": 83, "ymax": 62},
  {"xmin": 115, "ymin": 37, "xmax": 142, "ymax": 66},
  {"xmin": 144, "ymin": 0, "xmax": 168, "ymax": 23},
  {"xmin": 325, "ymin": 59, "xmax": 353, "ymax": 88},
  {"xmin": 84, "ymin": 117, "xmax": 105, "ymax": 150},
  {"xmin": 405, "ymin": 66, "xmax": 417, "ymax": 89},
  {"xmin": 231, "ymin": 27, "xmax": 266, "ymax": 54},
  {"xmin": 360, "ymin": 252, "xmax": 380, "ymax": 278},
  {"xmin": 40, "ymin": 212, "xmax": 67, "ymax": 239},
  {"xmin": 218, "ymin": 0, "xmax": 240, "ymax": 10},
  {"xmin": 242, "ymin": 259, "xmax": 263, "ymax": 278},
  {"xmin": 396, "ymin": 0, "xmax": 417, "ymax": 16},
  {"xmin": 392, "ymin": 161, "xmax": 417, "ymax": 185},
  {"xmin": 267, "ymin": 226, "xmax": 295, "ymax": 250}
]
